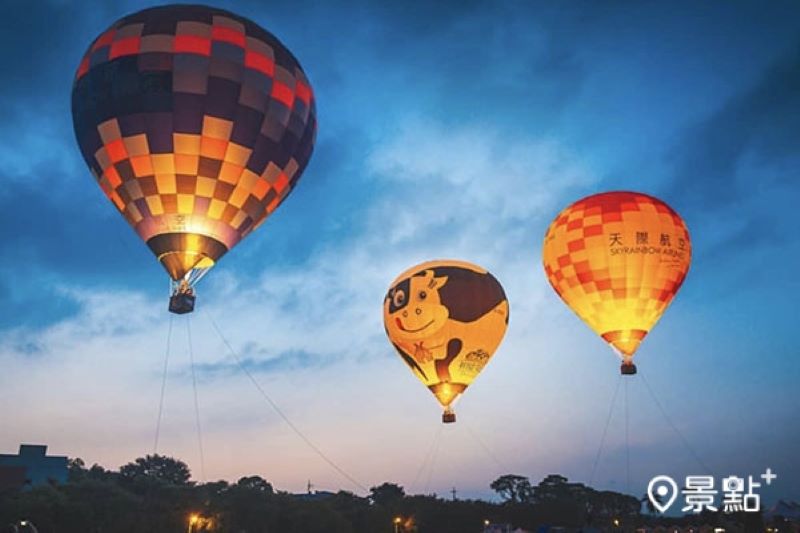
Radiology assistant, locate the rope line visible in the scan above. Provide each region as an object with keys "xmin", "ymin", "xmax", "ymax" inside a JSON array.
[
  {"xmin": 624, "ymin": 377, "xmax": 631, "ymax": 494},
  {"xmin": 639, "ymin": 370, "xmax": 716, "ymax": 476},
  {"xmin": 186, "ymin": 317, "xmax": 206, "ymax": 482},
  {"xmin": 153, "ymin": 315, "xmax": 173, "ymax": 454},
  {"xmin": 423, "ymin": 426, "xmax": 444, "ymax": 495},
  {"xmin": 204, "ymin": 310, "xmax": 368, "ymax": 493},
  {"xmin": 411, "ymin": 424, "xmax": 443, "ymax": 493},
  {"xmin": 464, "ymin": 419, "xmax": 509, "ymax": 473},
  {"xmin": 588, "ymin": 375, "xmax": 622, "ymax": 487}
]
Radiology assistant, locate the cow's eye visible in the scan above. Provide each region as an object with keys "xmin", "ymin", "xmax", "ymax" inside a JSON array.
[
  {"xmin": 393, "ymin": 289, "xmax": 405, "ymax": 307},
  {"xmin": 418, "ymin": 290, "xmax": 427, "ymax": 300}
]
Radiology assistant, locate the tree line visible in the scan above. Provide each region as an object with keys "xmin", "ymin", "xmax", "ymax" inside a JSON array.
[{"xmin": 0, "ymin": 455, "xmax": 773, "ymax": 532}]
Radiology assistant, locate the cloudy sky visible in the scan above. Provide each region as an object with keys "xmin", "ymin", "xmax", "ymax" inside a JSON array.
[{"xmin": 1, "ymin": 0, "xmax": 799, "ymax": 505}]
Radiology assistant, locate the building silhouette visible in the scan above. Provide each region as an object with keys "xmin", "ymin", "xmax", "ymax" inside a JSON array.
[{"xmin": 0, "ymin": 444, "xmax": 67, "ymax": 490}]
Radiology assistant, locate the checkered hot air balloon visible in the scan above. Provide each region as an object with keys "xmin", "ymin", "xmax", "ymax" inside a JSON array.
[
  {"xmin": 71, "ymin": 5, "xmax": 316, "ymax": 313},
  {"xmin": 542, "ymin": 191, "xmax": 691, "ymax": 375}
]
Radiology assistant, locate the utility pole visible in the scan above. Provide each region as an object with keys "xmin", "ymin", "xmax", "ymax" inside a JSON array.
[
  {"xmin": 451, "ymin": 487, "xmax": 457, "ymax": 501},
  {"xmin": 307, "ymin": 479, "xmax": 314, "ymax": 494}
]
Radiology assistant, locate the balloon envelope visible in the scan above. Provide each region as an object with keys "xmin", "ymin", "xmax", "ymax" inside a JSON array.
[
  {"xmin": 71, "ymin": 5, "xmax": 316, "ymax": 281},
  {"xmin": 542, "ymin": 191, "xmax": 691, "ymax": 360},
  {"xmin": 383, "ymin": 260, "xmax": 509, "ymax": 417}
]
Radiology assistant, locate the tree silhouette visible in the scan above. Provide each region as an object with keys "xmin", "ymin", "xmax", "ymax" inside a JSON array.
[
  {"xmin": 369, "ymin": 482, "xmax": 405, "ymax": 506},
  {"xmin": 119, "ymin": 454, "xmax": 191, "ymax": 485},
  {"xmin": 236, "ymin": 475, "xmax": 273, "ymax": 493},
  {"xmin": 490, "ymin": 475, "xmax": 534, "ymax": 504}
]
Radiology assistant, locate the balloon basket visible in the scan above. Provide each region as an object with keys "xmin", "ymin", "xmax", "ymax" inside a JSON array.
[
  {"xmin": 442, "ymin": 409, "xmax": 456, "ymax": 424},
  {"xmin": 169, "ymin": 292, "xmax": 196, "ymax": 314},
  {"xmin": 620, "ymin": 361, "xmax": 637, "ymax": 375}
]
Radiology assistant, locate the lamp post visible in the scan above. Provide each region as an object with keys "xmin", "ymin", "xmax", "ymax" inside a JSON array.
[{"xmin": 393, "ymin": 516, "xmax": 402, "ymax": 533}]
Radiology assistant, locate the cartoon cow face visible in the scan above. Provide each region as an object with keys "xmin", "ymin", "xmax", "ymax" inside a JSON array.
[{"xmin": 384, "ymin": 270, "xmax": 450, "ymax": 341}]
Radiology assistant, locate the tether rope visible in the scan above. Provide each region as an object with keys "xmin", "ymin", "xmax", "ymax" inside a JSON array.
[
  {"xmin": 464, "ymin": 418, "xmax": 509, "ymax": 473},
  {"xmin": 186, "ymin": 317, "xmax": 206, "ymax": 482},
  {"xmin": 204, "ymin": 310, "xmax": 368, "ymax": 493},
  {"xmin": 624, "ymin": 377, "xmax": 631, "ymax": 494},
  {"xmin": 639, "ymin": 370, "xmax": 716, "ymax": 476},
  {"xmin": 423, "ymin": 425, "xmax": 445, "ymax": 495},
  {"xmin": 588, "ymin": 374, "xmax": 623, "ymax": 487},
  {"xmin": 153, "ymin": 315, "xmax": 173, "ymax": 454},
  {"xmin": 410, "ymin": 424, "xmax": 443, "ymax": 493}
]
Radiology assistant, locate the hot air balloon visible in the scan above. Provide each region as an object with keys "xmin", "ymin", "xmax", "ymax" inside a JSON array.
[
  {"xmin": 71, "ymin": 5, "xmax": 316, "ymax": 313},
  {"xmin": 383, "ymin": 260, "xmax": 509, "ymax": 423},
  {"xmin": 542, "ymin": 191, "xmax": 691, "ymax": 374}
]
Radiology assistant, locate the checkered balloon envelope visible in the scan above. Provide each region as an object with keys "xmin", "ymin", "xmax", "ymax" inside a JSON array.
[
  {"xmin": 72, "ymin": 4, "xmax": 316, "ymax": 287},
  {"xmin": 542, "ymin": 191, "xmax": 691, "ymax": 371}
]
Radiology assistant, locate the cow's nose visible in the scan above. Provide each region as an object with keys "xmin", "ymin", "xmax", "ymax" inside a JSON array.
[
  {"xmin": 415, "ymin": 308, "xmax": 422, "ymax": 315},
  {"xmin": 402, "ymin": 310, "xmax": 408, "ymax": 317}
]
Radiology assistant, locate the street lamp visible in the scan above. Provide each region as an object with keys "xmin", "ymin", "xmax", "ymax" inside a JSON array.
[
  {"xmin": 393, "ymin": 516, "xmax": 402, "ymax": 533},
  {"xmin": 16, "ymin": 522, "xmax": 38, "ymax": 533},
  {"xmin": 187, "ymin": 514, "xmax": 200, "ymax": 533},
  {"xmin": 11, "ymin": 520, "xmax": 39, "ymax": 533}
]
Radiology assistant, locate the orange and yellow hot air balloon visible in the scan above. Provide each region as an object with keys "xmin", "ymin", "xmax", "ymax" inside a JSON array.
[
  {"xmin": 383, "ymin": 260, "xmax": 509, "ymax": 423},
  {"xmin": 542, "ymin": 191, "xmax": 691, "ymax": 374}
]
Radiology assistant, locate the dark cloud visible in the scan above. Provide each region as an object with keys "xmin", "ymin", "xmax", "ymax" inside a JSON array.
[{"xmin": 663, "ymin": 45, "xmax": 800, "ymax": 209}]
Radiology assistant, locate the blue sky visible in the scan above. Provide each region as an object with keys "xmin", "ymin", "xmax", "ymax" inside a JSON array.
[{"xmin": 1, "ymin": 0, "xmax": 799, "ymax": 507}]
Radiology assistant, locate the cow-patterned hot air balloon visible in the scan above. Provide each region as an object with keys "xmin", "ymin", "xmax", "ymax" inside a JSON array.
[
  {"xmin": 542, "ymin": 191, "xmax": 691, "ymax": 375},
  {"xmin": 383, "ymin": 260, "xmax": 509, "ymax": 423},
  {"xmin": 71, "ymin": 5, "xmax": 316, "ymax": 313}
]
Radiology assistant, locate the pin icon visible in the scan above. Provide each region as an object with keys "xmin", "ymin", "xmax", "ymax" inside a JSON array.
[{"xmin": 647, "ymin": 475, "xmax": 678, "ymax": 513}]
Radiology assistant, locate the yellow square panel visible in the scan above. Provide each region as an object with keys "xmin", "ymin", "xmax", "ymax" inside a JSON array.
[
  {"xmin": 230, "ymin": 209, "xmax": 247, "ymax": 229},
  {"xmin": 202, "ymin": 116, "xmax": 233, "ymax": 140},
  {"xmin": 218, "ymin": 162, "xmax": 243, "ymax": 184},
  {"xmin": 207, "ymin": 198, "xmax": 226, "ymax": 220},
  {"xmin": 174, "ymin": 133, "xmax": 201, "ymax": 155},
  {"xmin": 177, "ymin": 194, "xmax": 194, "ymax": 214},
  {"xmin": 145, "ymin": 195, "xmax": 164, "ymax": 216},
  {"xmin": 155, "ymin": 174, "xmax": 176, "ymax": 194},
  {"xmin": 151, "ymin": 154, "xmax": 175, "ymax": 175},
  {"xmin": 239, "ymin": 169, "xmax": 259, "ymax": 191},
  {"xmin": 224, "ymin": 142, "xmax": 252, "ymax": 166},
  {"xmin": 195, "ymin": 176, "xmax": 216, "ymax": 197},
  {"xmin": 229, "ymin": 185, "xmax": 249, "ymax": 208}
]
